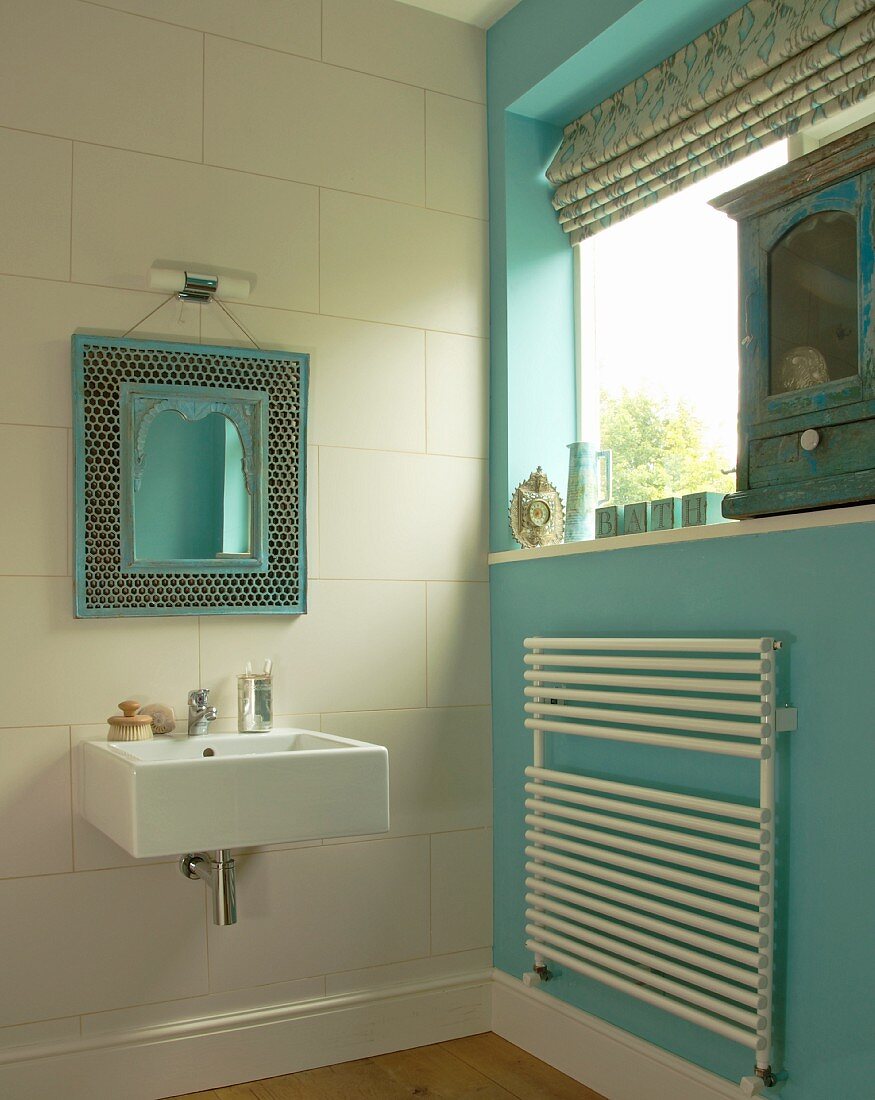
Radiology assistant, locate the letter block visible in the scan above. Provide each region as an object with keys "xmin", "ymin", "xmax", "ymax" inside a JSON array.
[
  {"xmin": 623, "ymin": 501, "xmax": 648, "ymax": 535},
  {"xmin": 682, "ymin": 492, "xmax": 728, "ymax": 527},
  {"xmin": 595, "ymin": 505, "xmax": 623, "ymax": 538},
  {"xmin": 650, "ymin": 497, "xmax": 682, "ymax": 531}
]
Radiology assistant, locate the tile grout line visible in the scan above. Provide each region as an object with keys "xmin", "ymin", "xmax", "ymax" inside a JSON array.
[
  {"xmin": 310, "ymin": 442, "xmax": 488, "ymax": 461},
  {"xmin": 66, "ymin": 426, "xmax": 72, "ymax": 581},
  {"xmin": 0, "ymin": 704, "xmax": 490, "ymax": 738},
  {"xmin": 0, "ymin": 269, "xmax": 491, "ymax": 342},
  {"xmin": 68, "ymin": 142, "xmax": 74, "ymax": 281},
  {"xmin": 0, "ymin": 122, "xmax": 490, "ymax": 224},
  {"xmin": 74, "ymin": 0, "xmax": 487, "ymax": 107},
  {"xmin": 201, "ymin": 33, "xmax": 206, "ymax": 164},
  {"xmin": 427, "ymin": 833, "xmax": 433, "ymax": 956},
  {"xmin": 315, "ymin": 445, "xmax": 322, "ymax": 579},
  {"xmin": 0, "ymin": 573, "xmax": 486, "ymax": 583},
  {"xmin": 423, "ymin": 88, "xmax": 429, "ymax": 209},
  {"xmin": 66, "ymin": 725, "xmax": 75, "ymax": 874},
  {"xmin": 422, "ymin": 329, "xmax": 429, "ymax": 453},
  {"xmin": 317, "ymin": 188, "xmax": 322, "ymax": 313},
  {"xmin": 424, "ymin": 580, "xmax": 429, "ymax": 708}
]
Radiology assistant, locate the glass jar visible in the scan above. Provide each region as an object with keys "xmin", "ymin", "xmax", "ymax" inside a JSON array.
[{"xmin": 237, "ymin": 673, "xmax": 273, "ymax": 732}]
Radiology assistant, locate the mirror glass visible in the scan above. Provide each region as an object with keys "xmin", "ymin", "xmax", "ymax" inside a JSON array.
[
  {"xmin": 769, "ymin": 210, "xmax": 858, "ymax": 393},
  {"xmin": 133, "ymin": 411, "xmax": 251, "ymax": 562}
]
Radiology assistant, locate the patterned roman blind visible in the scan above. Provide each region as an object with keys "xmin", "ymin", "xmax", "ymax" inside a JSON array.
[{"xmin": 547, "ymin": 0, "xmax": 875, "ymax": 244}]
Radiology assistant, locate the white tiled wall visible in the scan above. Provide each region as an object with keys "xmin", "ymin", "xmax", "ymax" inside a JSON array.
[{"xmin": 0, "ymin": 0, "xmax": 490, "ymax": 1057}]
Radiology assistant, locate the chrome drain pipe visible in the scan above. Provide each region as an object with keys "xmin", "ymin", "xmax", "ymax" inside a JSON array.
[{"xmin": 180, "ymin": 849, "xmax": 237, "ymax": 925}]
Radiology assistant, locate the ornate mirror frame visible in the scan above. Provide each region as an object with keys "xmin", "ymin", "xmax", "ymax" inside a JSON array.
[{"xmin": 72, "ymin": 334, "xmax": 308, "ymax": 618}]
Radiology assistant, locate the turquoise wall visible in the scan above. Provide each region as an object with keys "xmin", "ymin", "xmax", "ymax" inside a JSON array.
[
  {"xmin": 490, "ymin": 525, "xmax": 875, "ymax": 1093},
  {"xmin": 487, "ymin": 0, "xmax": 875, "ymax": 1094}
]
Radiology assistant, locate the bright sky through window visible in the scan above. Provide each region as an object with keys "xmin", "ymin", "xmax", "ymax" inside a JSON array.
[{"xmin": 578, "ymin": 141, "xmax": 789, "ymax": 502}]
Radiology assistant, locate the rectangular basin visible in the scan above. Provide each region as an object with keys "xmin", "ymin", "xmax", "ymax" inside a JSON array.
[{"xmin": 80, "ymin": 729, "xmax": 389, "ymax": 857}]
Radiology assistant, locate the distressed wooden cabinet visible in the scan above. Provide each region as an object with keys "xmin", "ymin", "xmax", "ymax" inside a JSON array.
[{"xmin": 713, "ymin": 125, "xmax": 875, "ymax": 518}]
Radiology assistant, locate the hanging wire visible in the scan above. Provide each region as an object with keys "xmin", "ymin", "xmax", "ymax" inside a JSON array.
[
  {"xmin": 121, "ymin": 293, "xmax": 177, "ymax": 338},
  {"xmin": 213, "ymin": 297, "xmax": 261, "ymax": 349},
  {"xmin": 120, "ymin": 293, "xmax": 261, "ymax": 349}
]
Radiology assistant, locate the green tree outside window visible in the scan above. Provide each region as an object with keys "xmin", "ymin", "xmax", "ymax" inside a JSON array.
[{"xmin": 600, "ymin": 389, "xmax": 734, "ymax": 505}]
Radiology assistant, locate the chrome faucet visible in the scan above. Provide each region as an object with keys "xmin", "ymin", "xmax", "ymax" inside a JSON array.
[{"xmin": 187, "ymin": 688, "xmax": 218, "ymax": 736}]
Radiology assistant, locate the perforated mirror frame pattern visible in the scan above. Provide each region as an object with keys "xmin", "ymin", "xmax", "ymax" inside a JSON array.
[{"xmin": 72, "ymin": 334, "xmax": 308, "ymax": 617}]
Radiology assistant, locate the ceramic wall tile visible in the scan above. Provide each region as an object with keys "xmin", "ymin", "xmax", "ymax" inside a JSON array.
[
  {"xmin": 0, "ymin": 727, "xmax": 72, "ymax": 879},
  {"xmin": 206, "ymin": 837, "xmax": 429, "ymax": 990},
  {"xmin": 205, "ymin": 37, "xmax": 424, "ymax": 205},
  {"xmin": 320, "ymin": 189, "xmax": 488, "ymax": 336},
  {"xmin": 323, "ymin": 0, "xmax": 485, "ymax": 102},
  {"xmin": 80, "ymin": 974, "xmax": 325, "ymax": 1036},
  {"xmin": 0, "ymin": 426, "xmax": 68, "ymax": 576},
  {"xmin": 426, "ymin": 93, "xmax": 487, "ymax": 219},
  {"xmin": 199, "ymin": 579, "xmax": 427, "ymax": 715},
  {"xmin": 307, "ymin": 446, "xmax": 320, "ymax": 578},
  {"xmin": 324, "ymin": 947, "xmax": 492, "ymax": 996},
  {"xmin": 0, "ymin": 0, "xmax": 202, "ymax": 159},
  {"xmin": 72, "ymin": 144, "xmax": 319, "ymax": 312},
  {"xmin": 426, "ymin": 582, "xmax": 491, "ymax": 706},
  {"xmin": 320, "ymin": 707, "xmax": 491, "ymax": 839},
  {"xmin": 0, "ymin": 863, "xmax": 208, "ymax": 1027},
  {"xmin": 0, "ymin": 277, "xmax": 200, "ymax": 429},
  {"xmin": 202, "ymin": 305, "xmax": 426, "ymax": 454},
  {"xmin": 0, "ymin": 129, "xmax": 70, "ymax": 281},
  {"xmin": 426, "ymin": 332, "xmax": 488, "ymax": 458},
  {"xmin": 0, "ymin": 578, "xmax": 199, "ymax": 728},
  {"xmin": 430, "ymin": 828, "xmax": 492, "ymax": 955},
  {"xmin": 318, "ymin": 449, "xmax": 487, "ymax": 581},
  {"xmin": 85, "ymin": 0, "xmax": 322, "ymax": 59}
]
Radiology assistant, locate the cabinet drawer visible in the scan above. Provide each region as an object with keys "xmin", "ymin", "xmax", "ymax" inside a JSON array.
[{"xmin": 749, "ymin": 418, "xmax": 875, "ymax": 487}]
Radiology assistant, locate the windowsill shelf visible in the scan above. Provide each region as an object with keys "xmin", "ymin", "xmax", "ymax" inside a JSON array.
[{"xmin": 488, "ymin": 502, "xmax": 875, "ymax": 565}]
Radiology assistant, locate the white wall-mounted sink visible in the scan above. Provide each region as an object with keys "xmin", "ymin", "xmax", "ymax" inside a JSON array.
[{"xmin": 80, "ymin": 730, "xmax": 389, "ymax": 858}]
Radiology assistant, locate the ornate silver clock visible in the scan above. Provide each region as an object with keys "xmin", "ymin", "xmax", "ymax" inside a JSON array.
[{"xmin": 509, "ymin": 467, "xmax": 565, "ymax": 548}]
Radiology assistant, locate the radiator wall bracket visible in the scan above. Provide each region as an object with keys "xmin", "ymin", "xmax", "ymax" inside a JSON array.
[{"xmin": 775, "ymin": 706, "xmax": 797, "ymax": 732}]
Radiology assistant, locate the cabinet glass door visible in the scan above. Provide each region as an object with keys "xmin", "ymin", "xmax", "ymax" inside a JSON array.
[{"xmin": 769, "ymin": 209, "xmax": 858, "ymax": 394}]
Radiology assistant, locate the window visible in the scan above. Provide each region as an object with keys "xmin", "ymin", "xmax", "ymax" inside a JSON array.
[
  {"xmin": 577, "ymin": 96, "xmax": 875, "ymax": 511},
  {"xmin": 576, "ymin": 142, "xmax": 788, "ymax": 507}
]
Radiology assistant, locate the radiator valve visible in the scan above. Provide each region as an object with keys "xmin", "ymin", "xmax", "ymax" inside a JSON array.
[
  {"xmin": 523, "ymin": 964, "xmax": 553, "ymax": 986},
  {"xmin": 740, "ymin": 1065, "xmax": 777, "ymax": 1094}
]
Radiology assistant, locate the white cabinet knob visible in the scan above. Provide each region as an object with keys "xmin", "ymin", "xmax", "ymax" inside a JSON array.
[{"xmin": 800, "ymin": 429, "xmax": 820, "ymax": 452}]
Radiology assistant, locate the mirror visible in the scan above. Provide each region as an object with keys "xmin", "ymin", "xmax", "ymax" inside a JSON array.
[
  {"xmin": 120, "ymin": 384, "xmax": 268, "ymax": 573},
  {"xmin": 73, "ymin": 335, "xmax": 308, "ymax": 618}
]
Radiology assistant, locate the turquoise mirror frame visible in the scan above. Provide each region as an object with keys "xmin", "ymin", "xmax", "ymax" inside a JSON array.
[
  {"xmin": 73, "ymin": 334, "xmax": 308, "ymax": 617},
  {"xmin": 119, "ymin": 382, "xmax": 269, "ymax": 574}
]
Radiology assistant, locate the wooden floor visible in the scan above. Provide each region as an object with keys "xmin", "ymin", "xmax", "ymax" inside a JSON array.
[{"xmin": 169, "ymin": 1032, "xmax": 606, "ymax": 1099}]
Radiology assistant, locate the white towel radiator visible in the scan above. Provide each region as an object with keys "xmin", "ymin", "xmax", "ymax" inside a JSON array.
[{"xmin": 523, "ymin": 636, "xmax": 795, "ymax": 1093}]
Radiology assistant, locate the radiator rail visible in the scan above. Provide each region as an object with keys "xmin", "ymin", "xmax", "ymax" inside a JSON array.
[{"xmin": 523, "ymin": 635, "xmax": 787, "ymax": 1090}]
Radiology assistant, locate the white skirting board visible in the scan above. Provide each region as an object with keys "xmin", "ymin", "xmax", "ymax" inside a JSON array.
[
  {"xmin": 0, "ymin": 969, "xmax": 764, "ymax": 1099},
  {"xmin": 0, "ymin": 971, "xmax": 492, "ymax": 1100},
  {"xmin": 491, "ymin": 971, "xmax": 752, "ymax": 1100}
]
